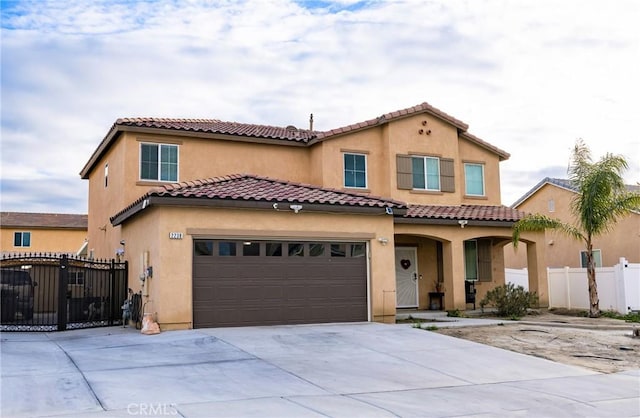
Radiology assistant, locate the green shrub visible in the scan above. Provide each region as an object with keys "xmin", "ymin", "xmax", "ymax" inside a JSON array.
[
  {"xmin": 447, "ymin": 309, "xmax": 465, "ymax": 317},
  {"xmin": 479, "ymin": 283, "xmax": 538, "ymax": 319},
  {"xmin": 601, "ymin": 310, "xmax": 640, "ymax": 323}
]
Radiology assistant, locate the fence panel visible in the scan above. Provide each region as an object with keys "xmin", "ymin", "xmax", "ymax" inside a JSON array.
[{"xmin": 1, "ymin": 254, "xmax": 128, "ymax": 331}]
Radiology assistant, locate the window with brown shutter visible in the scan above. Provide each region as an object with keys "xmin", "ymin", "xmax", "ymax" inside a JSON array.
[
  {"xmin": 396, "ymin": 155, "xmax": 413, "ymax": 190},
  {"xmin": 440, "ymin": 158, "xmax": 455, "ymax": 193},
  {"xmin": 477, "ymin": 239, "xmax": 492, "ymax": 282},
  {"xmin": 396, "ymin": 154, "xmax": 455, "ymax": 192}
]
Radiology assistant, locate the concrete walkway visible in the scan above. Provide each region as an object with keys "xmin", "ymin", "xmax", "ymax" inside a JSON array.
[{"xmin": 1, "ymin": 322, "xmax": 638, "ymax": 417}]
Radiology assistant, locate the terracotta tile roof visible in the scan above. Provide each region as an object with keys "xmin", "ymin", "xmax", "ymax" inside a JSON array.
[
  {"xmin": 404, "ymin": 204, "xmax": 525, "ymax": 222},
  {"xmin": 512, "ymin": 177, "xmax": 640, "ymax": 208},
  {"xmin": 459, "ymin": 131, "xmax": 509, "ymax": 160},
  {"xmin": 81, "ymin": 101, "xmax": 509, "ymax": 178},
  {"xmin": 115, "ymin": 118, "xmax": 317, "ymax": 142},
  {"xmin": 111, "ymin": 174, "xmax": 406, "ymax": 225},
  {"xmin": 0, "ymin": 212, "xmax": 88, "ymax": 229},
  {"xmin": 314, "ymin": 102, "xmax": 469, "ymax": 140}
]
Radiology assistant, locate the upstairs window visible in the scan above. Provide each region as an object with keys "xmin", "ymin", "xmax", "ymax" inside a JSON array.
[
  {"xmin": 343, "ymin": 153, "xmax": 367, "ymax": 189},
  {"xmin": 548, "ymin": 199, "xmax": 555, "ymax": 212},
  {"xmin": 140, "ymin": 143, "xmax": 178, "ymax": 182},
  {"xmin": 396, "ymin": 155, "xmax": 455, "ymax": 192},
  {"xmin": 412, "ymin": 156, "xmax": 440, "ymax": 190},
  {"xmin": 464, "ymin": 163, "xmax": 485, "ymax": 196},
  {"xmin": 580, "ymin": 250, "xmax": 602, "ymax": 268},
  {"xmin": 14, "ymin": 232, "xmax": 31, "ymax": 247}
]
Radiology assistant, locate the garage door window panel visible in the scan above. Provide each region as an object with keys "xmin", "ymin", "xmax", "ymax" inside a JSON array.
[
  {"xmin": 351, "ymin": 243, "xmax": 366, "ymax": 258},
  {"xmin": 309, "ymin": 243, "xmax": 326, "ymax": 257},
  {"xmin": 331, "ymin": 244, "xmax": 347, "ymax": 257},
  {"xmin": 218, "ymin": 242, "xmax": 237, "ymax": 256},
  {"xmin": 194, "ymin": 240, "xmax": 213, "ymax": 256},
  {"xmin": 242, "ymin": 242, "xmax": 260, "ymax": 256},
  {"xmin": 266, "ymin": 243, "xmax": 283, "ymax": 256},
  {"xmin": 288, "ymin": 243, "xmax": 304, "ymax": 257}
]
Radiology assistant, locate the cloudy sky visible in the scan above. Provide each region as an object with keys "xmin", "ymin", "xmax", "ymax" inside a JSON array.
[{"xmin": 1, "ymin": 0, "xmax": 638, "ymax": 214}]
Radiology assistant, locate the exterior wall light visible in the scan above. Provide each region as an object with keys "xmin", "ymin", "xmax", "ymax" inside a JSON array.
[{"xmin": 377, "ymin": 237, "xmax": 389, "ymax": 245}]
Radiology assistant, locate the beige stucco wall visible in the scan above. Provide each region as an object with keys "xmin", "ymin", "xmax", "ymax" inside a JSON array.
[
  {"xmin": 120, "ymin": 206, "xmax": 397, "ymax": 330},
  {"xmin": 86, "ymin": 132, "xmax": 314, "ymax": 259},
  {"xmin": 504, "ymin": 184, "xmax": 640, "ymax": 268},
  {"xmin": 1, "ymin": 227, "xmax": 86, "ymax": 254},
  {"xmin": 308, "ymin": 114, "xmax": 503, "ymax": 206},
  {"xmin": 86, "ymin": 113, "xmax": 506, "ymax": 260}
]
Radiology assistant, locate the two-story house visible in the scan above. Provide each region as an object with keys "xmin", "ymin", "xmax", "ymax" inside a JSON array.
[
  {"xmin": 1, "ymin": 212, "xmax": 88, "ymax": 256},
  {"xmin": 504, "ymin": 177, "xmax": 640, "ymax": 268},
  {"xmin": 80, "ymin": 102, "xmax": 547, "ymax": 329}
]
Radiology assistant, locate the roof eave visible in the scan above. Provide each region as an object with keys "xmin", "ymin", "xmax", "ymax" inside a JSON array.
[
  {"xmin": 459, "ymin": 132, "xmax": 510, "ymax": 161},
  {"xmin": 81, "ymin": 124, "xmax": 311, "ymax": 179},
  {"xmin": 511, "ymin": 178, "xmax": 576, "ymax": 208},
  {"xmin": 395, "ymin": 217, "xmax": 517, "ymax": 227},
  {"xmin": 309, "ymin": 106, "xmax": 470, "ymax": 146},
  {"xmin": 111, "ymin": 196, "xmax": 406, "ymax": 226},
  {"xmin": 80, "ymin": 123, "xmax": 122, "ymax": 179}
]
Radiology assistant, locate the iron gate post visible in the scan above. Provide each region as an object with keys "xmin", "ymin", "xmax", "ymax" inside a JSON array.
[
  {"xmin": 57, "ymin": 255, "xmax": 69, "ymax": 331},
  {"xmin": 109, "ymin": 259, "xmax": 115, "ymax": 326}
]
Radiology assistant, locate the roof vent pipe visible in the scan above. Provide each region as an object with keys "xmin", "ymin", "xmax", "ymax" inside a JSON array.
[{"xmin": 309, "ymin": 113, "xmax": 314, "ymax": 131}]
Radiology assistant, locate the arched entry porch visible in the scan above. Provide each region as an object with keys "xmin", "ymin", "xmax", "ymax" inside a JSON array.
[{"xmin": 393, "ymin": 226, "xmax": 547, "ymax": 312}]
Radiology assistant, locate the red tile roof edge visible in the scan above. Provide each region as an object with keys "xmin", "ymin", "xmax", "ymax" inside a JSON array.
[
  {"xmin": 0, "ymin": 212, "xmax": 88, "ymax": 229},
  {"xmin": 111, "ymin": 174, "xmax": 407, "ymax": 225},
  {"xmin": 404, "ymin": 204, "xmax": 525, "ymax": 222}
]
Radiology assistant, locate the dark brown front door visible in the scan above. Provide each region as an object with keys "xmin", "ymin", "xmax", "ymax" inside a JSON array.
[{"xmin": 192, "ymin": 240, "xmax": 368, "ymax": 328}]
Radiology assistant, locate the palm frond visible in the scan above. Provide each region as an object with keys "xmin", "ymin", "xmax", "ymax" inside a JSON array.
[
  {"xmin": 571, "ymin": 151, "xmax": 635, "ymax": 236},
  {"xmin": 512, "ymin": 214, "xmax": 584, "ymax": 248}
]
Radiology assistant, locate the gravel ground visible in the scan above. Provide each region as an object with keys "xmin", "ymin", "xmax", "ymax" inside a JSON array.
[{"xmin": 434, "ymin": 311, "xmax": 640, "ymax": 374}]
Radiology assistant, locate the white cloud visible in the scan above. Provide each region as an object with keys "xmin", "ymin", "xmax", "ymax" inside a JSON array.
[{"xmin": 1, "ymin": 0, "xmax": 638, "ymax": 213}]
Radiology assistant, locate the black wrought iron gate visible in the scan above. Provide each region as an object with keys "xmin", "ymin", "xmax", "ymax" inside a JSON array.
[{"xmin": 1, "ymin": 254, "xmax": 128, "ymax": 331}]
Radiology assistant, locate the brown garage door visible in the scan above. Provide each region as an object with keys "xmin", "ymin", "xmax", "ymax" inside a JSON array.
[{"xmin": 192, "ymin": 240, "xmax": 368, "ymax": 328}]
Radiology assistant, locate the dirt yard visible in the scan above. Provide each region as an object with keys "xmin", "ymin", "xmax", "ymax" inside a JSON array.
[{"xmin": 434, "ymin": 311, "xmax": 640, "ymax": 374}]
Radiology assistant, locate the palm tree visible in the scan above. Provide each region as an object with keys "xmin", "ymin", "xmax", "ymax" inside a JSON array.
[{"xmin": 512, "ymin": 140, "xmax": 640, "ymax": 317}]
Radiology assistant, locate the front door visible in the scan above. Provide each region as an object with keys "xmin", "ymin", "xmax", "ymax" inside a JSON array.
[{"xmin": 395, "ymin": 247, "xmax": 418, "ymax": 308}]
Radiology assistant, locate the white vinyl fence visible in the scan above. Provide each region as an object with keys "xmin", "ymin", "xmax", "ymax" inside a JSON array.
[{"xmin": 506, "ymin": 257, "xmax": 640, "ymax": 314}]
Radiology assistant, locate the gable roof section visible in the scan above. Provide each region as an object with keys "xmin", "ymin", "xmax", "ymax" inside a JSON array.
[
  {"xmin": 312, "ymin": 102, "xmax": 468, "ymax": 140},
  {"xmin": 0, "ymin": 212, "xmax": 88, "ymax": 229},
  {"xmin": 111, "ymin": 174, "xmax": 407, "ymax": 226},
  {"xmin": 81, "ymin": 101, "xmax": 509, "ymax": 179},
  {"xmin": 512, "ymin": 177, "xmax": 640, "ymax": 208},
  {"xmin": 397, "ymin": 204, "xmax": 525, "ymax": 227}
]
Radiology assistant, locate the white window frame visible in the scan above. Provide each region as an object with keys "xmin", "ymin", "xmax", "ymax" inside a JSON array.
[
  {"xmin": 14, "ymin": 231, "xmax": 31, "ymax": 247},
  {"xmin": 343, "ymin": 153, "xmax": 368, "ymax": 189},
  {"xmin": 464, "ymin": 163, "xmax": 485, "ymax": 196},
  {"xmin": 139, "ymin": 142, "xmax": 179, "ymax": 182},
  {"xmin": 412, "ymin": 156, "xmax": 440, "ymax": 191},
  {"xmin": 104, "ymin": 163, "xmax": 109, "ymax": 188},
  {"xmin": 580, "ymin": 249, "xmax": 602, "ymax": 268}
]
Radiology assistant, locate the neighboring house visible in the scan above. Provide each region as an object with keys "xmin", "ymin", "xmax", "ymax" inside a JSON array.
[
  {"xmin": 504, "ymin": 177, "xmax": 640, "ymax": 268},
  {"xmin": 1, "ymin": 212, "xmax": 88, "ymax": 256},
  {"xmin": 80, "ymin": 101, "xmax": 547, "ymax": 330}
]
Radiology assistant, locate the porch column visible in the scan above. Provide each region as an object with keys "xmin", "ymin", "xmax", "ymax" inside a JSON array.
[
  {"xmin": 442, "ymin": 239, "xmax": 465, "ymax": 310},
  {"xmin": 526, "ymin": 231, "xmax": 549, "ymax": 307}
]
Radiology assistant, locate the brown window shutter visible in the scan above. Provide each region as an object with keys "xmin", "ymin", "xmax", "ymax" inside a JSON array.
[
  {"xmin": 440, "ymin": 158, "xmax": 455, "ymax": 192},
  {"xmin": 477, "ymin": 239, "xmax": 492, "ymax": 282},
  {"xmin": 396, "ymin": 155, "xmax": 413, "ymax": 190}
]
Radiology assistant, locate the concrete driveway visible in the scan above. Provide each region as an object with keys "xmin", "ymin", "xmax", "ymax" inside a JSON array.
[{"xmin": 1, "ymin": 322, "xmax": 638, "ymax": 417}]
